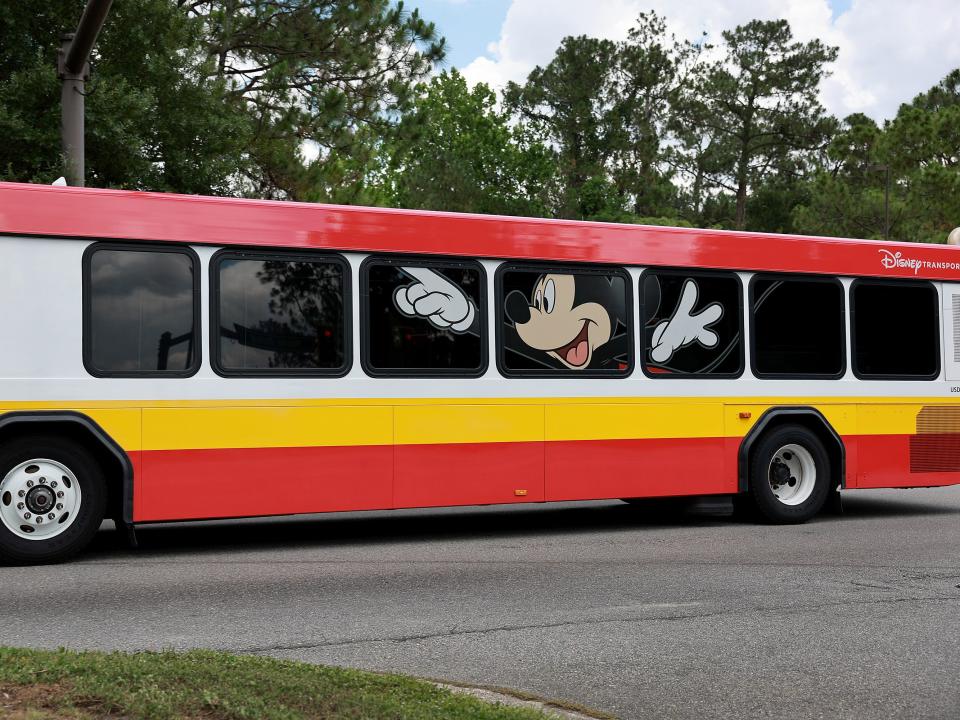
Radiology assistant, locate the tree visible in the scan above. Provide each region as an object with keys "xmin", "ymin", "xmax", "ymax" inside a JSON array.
[
  {"xmin": 183, "ymin": 0, "xmax": 444, "ymax": 201},
  {"xmin": 676, "ymin": 19, "xmax": 838, "ymax": 229},
  {"xmin": 0, "ymin": 1, "xmax": 444, "ymax": 199},
  {"xmin": 608, "ymin": 12, "xmax": 692, "ymax": 218},
  {"xmin": 793, "ymin": 71, "xmax": 960, "ymax": 243},
  {"xmin": 385, "ymin": 70, "xmax": 554, "ymax": 216},
  {"xmin": 504, "ymin": 35, "xmax": 620, "ymax": 219},
  {"xmin": 0, "ymin": 0, "xmax": 251, "ymax": 192}
]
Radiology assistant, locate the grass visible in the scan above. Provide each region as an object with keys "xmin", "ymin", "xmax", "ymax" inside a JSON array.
[{"xmin": 0, "ymin": 647, "xmax": 555, "ymax": 720}]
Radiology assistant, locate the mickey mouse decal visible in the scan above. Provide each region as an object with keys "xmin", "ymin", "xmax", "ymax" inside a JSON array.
[
  {"xmin": 647, "ymin": 279, "xmax": 723, "ymax": 364},
  {"xmin": 390, "ymin": 266, "xmax": 731, "ymax": 373},
  {"xmin": 393, "ymin": 266, "xmax": 478, "ymax": 333},
  {"xmin": 503, "ymin": 273, "xmax": 628, "ymax": 370}
]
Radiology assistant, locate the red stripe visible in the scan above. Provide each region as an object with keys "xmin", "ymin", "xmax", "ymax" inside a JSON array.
[
  {"xmin": 134, "ymin": 437, "xmax": 731, "ymax": 522},
  {"xmin": 131, "ymin": 433, "xmax": 960, "ymax": 522},
  {"xmin": 3, "ymin": 182, "xmax": 960, "ymax": 280}
]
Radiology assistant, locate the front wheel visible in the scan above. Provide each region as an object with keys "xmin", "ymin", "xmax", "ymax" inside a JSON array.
[
  {"xmin": 748, "ymin": 425, "xmax": 830, "ymax": 524},
  {"xmin": 0, "ymin": 436, "xmax": 106, "ymax": 565}
]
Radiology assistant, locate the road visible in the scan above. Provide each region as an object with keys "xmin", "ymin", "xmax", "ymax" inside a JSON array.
[{"xmin": 2, "ymin": 487, "xmax": 960, "ymax": 720}]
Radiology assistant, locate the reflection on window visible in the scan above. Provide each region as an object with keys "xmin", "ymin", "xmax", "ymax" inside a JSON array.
[
  {"xmin": 752, "ymin": 276, "xmax": 845, "ymax": 377},
  {"xmin": 641, "ymin": 271, "xmax": 742, "ymax": 376},
  {"xmin": 365, "ymin": 262, "xmax": 484, "ymax": 374},
  {"xmin": 87, "ymin": 247, "xmax": 197, "ymax": 374},
  {"xmin": 853, "ymin": 281, "xmax": 939, "ymax": 378},
  {"xmin": 500, "ymin": 268, "xmax": 631, "ymax": 374},
  {"xmin": 216, "ymin": 256, "xmax": 346, "ymax": 373}
]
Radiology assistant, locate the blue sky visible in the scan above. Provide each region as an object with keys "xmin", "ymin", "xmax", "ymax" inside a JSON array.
[
  {"xmin": 406, "ymin": 0, "xmax": 960, "ymax": 121},
  {"xmin": 411, "ymin": 0, "xmax": 514, "ymax": 71}
]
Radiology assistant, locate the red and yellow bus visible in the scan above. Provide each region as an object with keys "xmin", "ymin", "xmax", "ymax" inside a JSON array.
[{"xmin": 2, "ymin": 180, "xmax": 959, "ymax": 563}]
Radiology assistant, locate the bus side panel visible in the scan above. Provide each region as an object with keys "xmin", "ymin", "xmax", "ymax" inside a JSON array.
[
  {"xmin": 136, "ymin": 405, "xmax": 393, "ymax": 521},
  {"xmin": 543, "ymin": 403, "xmax": 731, "ymax": 500},
  {"xmin": 856, "ymin": 403, "xmax": 960, "ymax": 488},
  {"xmin": 393, "ymin": 404, "xmax": 544, "ymax": 507}
]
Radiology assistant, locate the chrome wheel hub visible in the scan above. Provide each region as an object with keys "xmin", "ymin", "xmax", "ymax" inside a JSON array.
[{"xmin": 0, "ymin": 459, "xmax": 81, "ymax": 540}]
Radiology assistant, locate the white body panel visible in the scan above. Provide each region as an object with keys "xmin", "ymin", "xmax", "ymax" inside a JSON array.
[{"xmin": 0, "ymin": 234, "xmax": 953, "ymax": 402}]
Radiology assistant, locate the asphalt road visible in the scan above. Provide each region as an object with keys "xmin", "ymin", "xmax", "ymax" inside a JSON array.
[{"xmin": 2, "ymin": 488, "xmax": 960, "ymax": 720}]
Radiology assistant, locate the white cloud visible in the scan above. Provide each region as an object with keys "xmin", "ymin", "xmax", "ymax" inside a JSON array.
[{"xmin": 461, "ymin": 0, "xmax": 960, "ymax": 121}]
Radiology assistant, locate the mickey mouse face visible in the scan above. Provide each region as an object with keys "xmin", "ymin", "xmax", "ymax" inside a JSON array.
[{"xmin": 513, "ymin": 274, "xmax": 612, "ymax": 369}]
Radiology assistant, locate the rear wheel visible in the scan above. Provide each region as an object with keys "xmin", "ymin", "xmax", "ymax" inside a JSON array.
[
  {"xmin": 748, "ymin": 425, "xmax": 830, "ymax": 524},
  {"xmin": 0, "ymin": 437, "xmax": 106, "ymax": 565}
]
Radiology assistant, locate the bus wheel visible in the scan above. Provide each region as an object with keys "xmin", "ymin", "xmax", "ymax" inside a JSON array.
[
  {"xmin": 748, "ymin": 425, "xmax": 830, "ymax": 524},
  {"xmin": 0, "ymin": 437, "xmax": 106, "ymax": 565}
]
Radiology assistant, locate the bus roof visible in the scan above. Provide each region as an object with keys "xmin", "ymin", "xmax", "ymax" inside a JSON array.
[{"xmin": 1, "ymin": 180, "xmax": 958, "ymax": 281}]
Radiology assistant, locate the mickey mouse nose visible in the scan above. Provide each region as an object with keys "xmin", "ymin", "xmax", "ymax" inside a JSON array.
[{"xmin": 505, "ymin": 290, "xmax": 531, "ymax": 325}]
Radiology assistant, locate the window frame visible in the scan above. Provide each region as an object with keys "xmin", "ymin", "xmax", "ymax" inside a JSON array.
[
  {"xmin": 495, "ymin": 261, "xmax": 634, "ymax": 379},
  {"xmin": 849, "ymin": 277, "xmax": 941, "ymax": 381},
  {"xmin": 82, "ymin": 241, "xmax": 202, "ymax": 379},
  {"xmin": 638, "ymin": 267, "xmax": 745, "ymax": 380},
  {"xmin": 748, "ymin": 272, "xmax": 847, "ymax": 380},
  {"xmin": 359, "ymin": 254, "xmax": 488, "ymax": 378},
  {"xmin": 209, "ymin": 247, "xmax": 352, "ymax": 378}
]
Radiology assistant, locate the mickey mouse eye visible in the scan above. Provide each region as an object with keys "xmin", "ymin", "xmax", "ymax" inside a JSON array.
[
  {"xmin": 543, "ymin": 279, "xmax": 556, "ymax": 314},
  {"xmin": 534, "ymin": 289, "xmax": 542, "ymax": 310}
]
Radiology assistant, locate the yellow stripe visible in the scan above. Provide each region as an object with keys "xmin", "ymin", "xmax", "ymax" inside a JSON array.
[
  {"xmin": 547, "ymin": 403, "xmax": 723, "ymax": 442},
  {"xmin": 395, "ymin": 404, "xmax": 543, "ymax": 445},
  {"xmin": 142, "ymin": 406, "xmax": 393, "ymax": 451},
  {"xmin": 1, "ymin": 397, "xmax": 956, "ymax": 452}
]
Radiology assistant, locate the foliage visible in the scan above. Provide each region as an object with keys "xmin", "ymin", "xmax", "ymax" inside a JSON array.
[
  {"xmin": 673, "ymin": 19, "xmax": 838, "ymax": 230},
  {"xmin": 0, "ymin": 646, "xmax": 552, "ymax": 719},
  {"xmin": 0, "ymin": 0, "xmax": 249, "ymax": 192},
  {"xmin": 0, "ymin": 4, "xmax": 957, "ymax": 244},
  {"xmin": 183, "ymin": 0, "xmax": 444, "ymax": 201},
  {"xmin": 385, "ymin": 70, "xmax": 554, "ymax": 216},
  {"xmin": 793, "ymin": 78, "xmax": 960, "ymax": 243}
]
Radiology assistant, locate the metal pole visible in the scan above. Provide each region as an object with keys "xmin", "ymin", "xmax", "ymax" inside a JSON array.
[
  {"xmin": 58, "ymin": 33, "xmax": 87, "ymax": 187},
  {"xmin": 57, "ymin": 0, "xmax": 114, "ymax": 187}
]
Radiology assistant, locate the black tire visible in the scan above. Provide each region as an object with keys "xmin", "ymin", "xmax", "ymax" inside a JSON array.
[
  {"xmin": 748, "ymin": 424, "xmax": 830, "ymax": 524},
  {"xmin": 0, "ymin": 436, "xmax": 106, "ymax": 565}
]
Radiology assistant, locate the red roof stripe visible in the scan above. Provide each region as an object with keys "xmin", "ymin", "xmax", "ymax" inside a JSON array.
[{"xmin": 2, "ymin": 181, "xmax": 959, "ymax": 281}]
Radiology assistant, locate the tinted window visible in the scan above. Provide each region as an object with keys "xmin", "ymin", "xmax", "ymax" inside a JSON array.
[
  {"xmin": 641, "ymin": 270, "xmax": 742, "ymax": 376},
  {"xmin": 215, "ymin": 254, "xmax": 347, "ymax": 373},
  {"xmin": 363, "ymin": 260, "xmax": 485, "ymax": 375},
  {"xmin": 852, "ymin": 280, "xmax": 939, "ymax": 378},
  {"xmin": 86, "ymin": 246, "xmax": 198, "ymax": 375},
  {"xmin": 499, "ymin": 267, "xmax": 631, "ymax": 374},
  {"xmin": 751, "ymin": 276, "xmax": 845, "ymax": 377}
]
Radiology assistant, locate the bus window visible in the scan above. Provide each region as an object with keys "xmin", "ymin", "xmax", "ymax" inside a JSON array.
[
  {"xmin": 84, "ymin": 244, "xmax": 200, "ymax": 376},
  {"xmin": 497, "ymin": 265, "xmax": 632, "ymax": 376},
  {"xmin": 852, "ymin": 279, "xmax": 939, "ymax": 379},
  {"xmin": 361, "ymin": 259, "xmax": 486, "ymax": 376},
  {"xmin": 212, "ymin": 251, "xmax": 349, "ymax": 376},
  {"xmin": 751, "ymin": 275, "xmax": 845, "ymax": 378},
  {"xmin": 640, "ymin": 269, "xmax": 743, "ymax": 377}
]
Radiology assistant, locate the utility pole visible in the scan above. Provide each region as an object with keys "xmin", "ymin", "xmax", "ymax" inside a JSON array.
[{"xmin": 58, "ymin": 0, "xmax": 114, "ymax": 187}]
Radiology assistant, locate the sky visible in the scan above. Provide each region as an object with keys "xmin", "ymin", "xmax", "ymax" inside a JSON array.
[{"xmin": 410, "ymin": 0, "xmax": 960, "ymax": 121}]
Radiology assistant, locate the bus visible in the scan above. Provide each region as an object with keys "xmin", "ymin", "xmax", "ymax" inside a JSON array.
[{"xmin": 1, "ymin": 180, "xmax": 960, "ymax": 564}]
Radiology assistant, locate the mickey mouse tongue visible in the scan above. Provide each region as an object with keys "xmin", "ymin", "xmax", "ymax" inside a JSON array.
[
  {"xmin": 554, "ymin": 321, "xmax": 591, "ymax": 368},
  {"xmin": 566, "ymin": 340, "xmax": 589, "ymax": 367}
]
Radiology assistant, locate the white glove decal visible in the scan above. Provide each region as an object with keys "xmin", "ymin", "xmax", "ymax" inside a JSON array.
[
  {"xmin": 650, "ymin": 279, "xmax": 722, "ymax": 363},
  {"xmin": 394, "ymin": 266, "xmax": 476, "ymax": 333}
]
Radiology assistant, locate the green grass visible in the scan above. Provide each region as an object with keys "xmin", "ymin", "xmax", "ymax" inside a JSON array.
[{"xmin": 0, "ymin": 647, "xmax": 554, "ymax": 720}]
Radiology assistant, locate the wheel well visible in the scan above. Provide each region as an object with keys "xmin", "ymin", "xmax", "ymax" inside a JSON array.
[
  {"xmin": 738, "ymin": 408, "xmax": 845, "ymax": 493},
  {"xmin": 0, "ymin": 412, "xmax": 132, "ymax": 524}
]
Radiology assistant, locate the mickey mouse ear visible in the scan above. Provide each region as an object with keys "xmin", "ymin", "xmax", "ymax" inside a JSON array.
[
  {"xmin": 505, "ymin": 290, "xmax": 531, "ymax": 325},
  {"xmin": 642, "ymin": 275, "xmax": 661, "ymax": 318}
]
